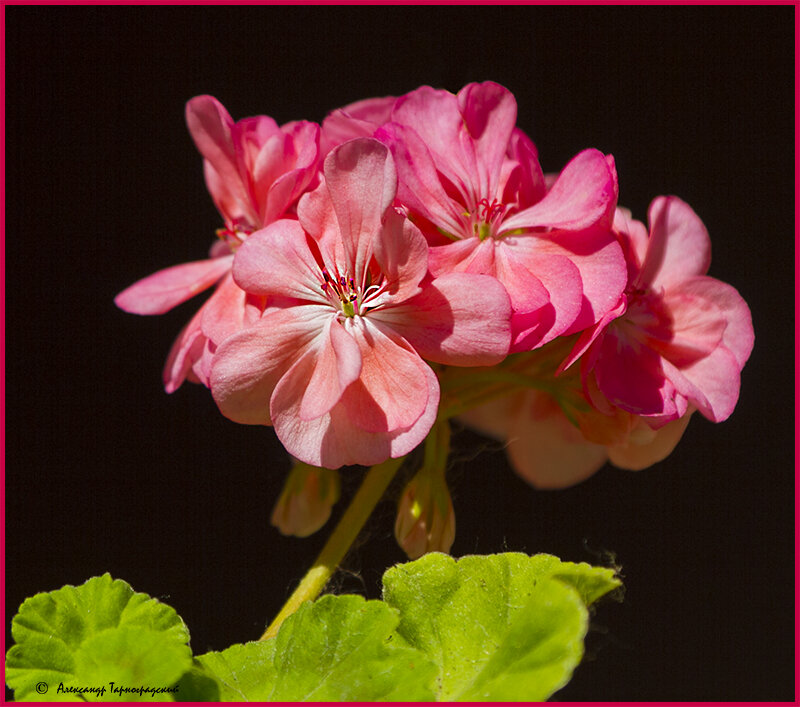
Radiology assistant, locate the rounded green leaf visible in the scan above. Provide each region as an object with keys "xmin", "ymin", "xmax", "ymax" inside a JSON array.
[{"xmin": 6, "ymin": 574, "xmax": 191, "ymax": 702}]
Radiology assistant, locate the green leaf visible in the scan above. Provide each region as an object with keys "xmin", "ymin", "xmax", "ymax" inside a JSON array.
[
  {"xmin": 381, "ymin": 552, "xmax": 621, "ymax": 701},
  {"xmin": 193, "ymin": 594, "xmax": 437, "ymax": 701},
  {"xmin": 6, "ymin": 574, "xmax": 192, "ymax": 702}
]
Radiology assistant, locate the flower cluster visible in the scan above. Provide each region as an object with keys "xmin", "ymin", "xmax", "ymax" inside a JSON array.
[{"xmin": 117, "ymin": 82, "xmax": 753, "ymax": 555}]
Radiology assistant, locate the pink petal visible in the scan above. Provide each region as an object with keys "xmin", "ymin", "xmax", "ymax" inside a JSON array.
[
  {"xmin": 372, "ymin": 272, "xmax": 512, "ymax": 366},
  {"xmin": 663, "ymin": 345, "xmax": 742, "ymax": 423},
  {"xmin": 500, "ymin": 127, "xmax": 547, "ymax": 208},
  {"xmin": 324, "ymin": 138, "xmax": 397, "ymax": 279},
  {"xmin": 371, "ymin": 208, "xmax": 429, "ymax": 303},
  {"xmin": 232, "ymin": 220, "xmax": 326, "ymax": 303},
  {"xmin": 203, "ymin": 160, "xmax": 254, "ymax": 228},
  {"xmin": 594, "ymin": 329, "xmax": 685, "ymax": 418},
  {"xmin": 558, "ymin": 296, "xmax": 626, "ymax": 374},
  {"xmin": 458, "ymin": 392, "xmax": 523, "ymax": 442},
  {"xmin": 671, "ymin": 276, "xmax": 754, "ymax": 370},
  {"xmin": 321, "ymin": 95, "xmax": 396, "ymax": 154},
  {"xmin": 162, "ymin": 306, "xmax": 207, "ymax": 394},
  {"xmin": 299, "ymin": 316, "xmax": 362, "ymax": 421},
  {"xmin": 638, "ymin": 196, "xmax": 711, "ymax": 291},
  {"xmin": 500, "ymin": 149, "xmax": 617, "ymax": 233},
  {"xmin": 186, "ymin": 96, "xmax": 257, "ymax": 226},
  {"xmin": 614, "ymin": 207, "xmax": 649, "ymax": 279},
  {"xmin": 456, "ymin": 81, "xmax": 517, "ymax": 200},
  {"xmin": 340, "ymin": 318, "xmax": 431, "ymax": 433},
  {"xmin": 533, "ymin": 224, "xmax": 627, "ymax": 335},
  {"xmin": 210, "ymin": 306, "xmax": 328, "ymax": 425},
  {"xmin": 648, "ymin": 286, "xmax": 727, "ymax": 367},
  {"xmin": 256, "ymin": 121, "xmax": 321, "ymax": 225},
  {"xmin": 506, "ymin": 391, "xmax": 608, "ymax": 489},
  {"xmin": 199, "ymin": 272, "xmax": 249, "ymax": 345},
  {"xmin": 297, "ymin": 177, "xmax": 340, "ymax": 253},
  {"xmin": 114, "ymin": 255, "xmax": 233, "ymax": 315},
  {"xmin": 376, "ymin": 122, "xmax": 465, "ymax": 237},
  {"xmin": 495, "ymin": 242, "xmax": 580, "ymax": 350},
  {"xmin": 608, "ymin": 412, "xmax": 692, "ymax": 471},
  {"xmin": 390, "ymin": 86, "xmax": 471, "ymax": 190},
  {"xmin": 427, "ymin": 232, "xmax": 496, "ymax": 278},
  {"xmin": 271, "ymin": 349, "xmax": 439, "ymax": 468}
]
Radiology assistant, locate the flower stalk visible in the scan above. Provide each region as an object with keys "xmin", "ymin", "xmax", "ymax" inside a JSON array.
[{"xmin": 261, "ymin": 454, "xmax": 406, "ymax": 640}]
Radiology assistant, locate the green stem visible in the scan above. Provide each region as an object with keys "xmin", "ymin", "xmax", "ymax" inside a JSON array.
[{"xmin": 260, "ymin": 455, "xmax": 405, "ymax": 640}]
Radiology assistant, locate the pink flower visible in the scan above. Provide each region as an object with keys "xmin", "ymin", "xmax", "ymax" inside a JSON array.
[
  {"xmin": 115, "ymin": 96, "xmax": 321, "ymax": 391},
  {"xmin": 563, "ymin": 197, "xmax": 754, "ymax": 425},
  {"xmin": 210, "ymin": 138, "xmax": 512, "ymax": 468},
  {"xmin": 460, "ymin": 387, "xmax": 694, "ymax": 488},
  {"xmin": 376, "ymin": 82, "xmax": 627, "ymax": 352}
]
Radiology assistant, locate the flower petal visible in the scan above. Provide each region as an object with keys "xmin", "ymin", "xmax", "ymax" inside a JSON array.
[
  {"xmin": 299, "ymin": 316, "xmax": 362, "ymax": 421},
  {"xmin": 162, "ymin": 306, "xmax": 207, "ymax": 394},
  {"xmin": 186, "ymin": 95, "xmax": 257, "ymax": 226},
  {"xmin": 376, "ymin": 122, "xmax": 465, "ymax": 236},
  {"xmin": 321, "ymin": 95, "xmax": 396, "ymax": 154},
  {"xmin": 114, "ymin": 255, "xmax": 233, "ymax": 315},
  {"xmin": 608, "ymin": 412, "xmax": 692, "ymax": 471},
  {"xmin": 373, "ymin": 271, "xmax": 512, "ymax": 366},
  {"xmin": 271, "ymin": 350, "xmax": 439, "ymax": 468},
  {"xmin": 663, "ymin": 345, "xmax": 742, "ymax": 423},
  {"xmin": 256, "ymin": 121, "xmax": 321, "ymax": 225},
  {"xmin": 370, "ymin": 208, "xmax": 429, "ymax": 303},
  {"xmin": 200, "ymin": 272, "xmax": 258, "ymax": 346},
  {"xmin": 594, "ymin": 328, "xmax": 685, "ymax": 418},
  {"xmin": 506, "ymin": 391, "xmax": 608, "ymax": 489},
  {"xmin": 340, "ymin": 317, "xmax": 431, "ymax": 433},
  {"xmin": 456, "ymin": 81, "xmax": 517, "ymax": 200},
  {"xmin": 495, "ymin": 243, "xmax": 578, "ymax": 350},
  {"xmin": 210, "ymin": 306, "xmax": 328, "ymax": 425},
  {"xmin": 670, "ymin": 276, "xmax": 754, "ymax": 370},
  {"xmin": 639, "ymin": 196, "xmax": 711, "ymax": 291},
  {"xmin": 324, "ymin": 138, "xmax": 397, "ymax": 279},
  {"xmin": 500, "ymin": 149, "xmax": 617, "ymax": 233},
  {"xmin": 232, "ymin": 220, "xmax": 326, "ymax": 303}
]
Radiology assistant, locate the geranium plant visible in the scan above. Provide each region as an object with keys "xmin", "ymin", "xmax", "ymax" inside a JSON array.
[{"xmin": 6, "ymin": 82, "xmax": 753, "ymax": 702}]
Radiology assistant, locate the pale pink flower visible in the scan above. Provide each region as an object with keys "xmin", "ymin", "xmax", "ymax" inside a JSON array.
[
  {"xmin": 115, "ymin": 95, "xmax": 321, "ymax": 391},
  {"xmin": 460, "ymin": 386, "xmax": 694, "ymax": 489},
  {"xmin": 563, "ymin": 197, "xmax": 754, "ymax": 425},
  {"xmin": 210, "ymin": 138, "xmax": 512, "ymax": 468},
  {"xmin": 376, "ymin": 82, "xmax": 627, "ymax": 352}
]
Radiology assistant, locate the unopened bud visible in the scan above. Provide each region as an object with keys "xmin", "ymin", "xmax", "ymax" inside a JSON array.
[
  {"xmin": 394, "ymin": 468, "xmax": 455, "ymax": 560},
  {"xmin": 271, "ymin": 462, "xmax": 340, "ymax": 538}
]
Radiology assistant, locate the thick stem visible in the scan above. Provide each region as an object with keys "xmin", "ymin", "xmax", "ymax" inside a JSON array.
[{"xmin": 260, "ymin": 455, "xmax": 405, "ymax": 640}]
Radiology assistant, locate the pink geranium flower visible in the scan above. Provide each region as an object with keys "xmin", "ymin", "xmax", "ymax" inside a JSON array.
[
  {"xmin": 563, "ymin": 197, "xmax": 754, "ymax": 425},
  {"xmin": 210, "ymin": 138, "xmax": 512, "ymax": 468},
  {"xmin": 376, "ymin": 82, "xmax": 627, "ymax": 352},
  {"xmin": 460, "ymin": 387, "xmax": 694, "ymax": 488},
  {"xmin": 115, "ymin": 95, "xmax": 320, "ymax": 391}
]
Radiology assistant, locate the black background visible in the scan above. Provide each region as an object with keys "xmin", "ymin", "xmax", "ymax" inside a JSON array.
[{"xmin": 5, "ymin": 6, "xmax": 794, "ymax": 701}]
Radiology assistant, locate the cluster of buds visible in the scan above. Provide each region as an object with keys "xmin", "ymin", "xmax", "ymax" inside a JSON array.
[{"xmin": 117, "ymin": 82, "xmax": 753, "ymax": 557}]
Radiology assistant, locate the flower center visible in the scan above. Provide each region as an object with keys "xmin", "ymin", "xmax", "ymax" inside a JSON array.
[
  {"xmin": 465, "ymin": 198, "xmax": 507, "ymax": 241},
  {"xmin": 319, "ymin": 267, "xmax": 388, "ymax": 318}
]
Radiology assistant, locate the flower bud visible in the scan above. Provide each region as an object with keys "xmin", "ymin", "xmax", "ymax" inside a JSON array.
[
  {"xmin": 270, "ymin": 461, "xmax": 340, "ymax": 538},
  {"xmin": 394, "ymin": 467, "xmax": 456, "ymax": 560}
]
